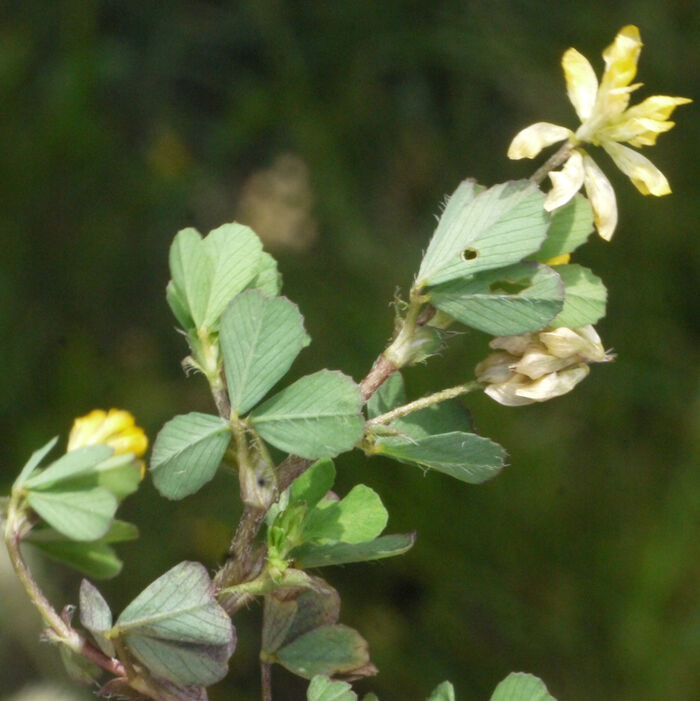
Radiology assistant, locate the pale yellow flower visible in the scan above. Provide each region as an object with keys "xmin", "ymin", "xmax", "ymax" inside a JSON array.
[
  {"xmin": 68, "ymin": 409, "xmax": 148, "ymax": 458},
  {"xmin": 508, "ymin": 25, "xmax": 691, "ymax": 240},
  {"xmin": 475, "ymin": 326, "xmax": 610, "ymax": 406}
]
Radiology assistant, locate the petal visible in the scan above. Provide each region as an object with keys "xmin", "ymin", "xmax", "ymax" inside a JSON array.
[
  {"xmin": 516, "ymin": 365, "xmax": 590, "ymax": 401},
  {"xmin": 539, "ymin": 326, "xmax": 607, "ymax": 362},
  {"xmin": 601, "ymin": 25, "xmax": 642, "ymax": 92},
  {"xmin": 489, "ymin": 333, "xmax": 536, "ymax": 355},
  {"xmin": 544, "ymin": 150, "xmax": 585, "ymax": 211},
  {"xmin": 602, "ymin": 141, "xmax": 671, "ymax": 196},
  {"xmin": 515, "ymin": 348, "xmax": 573, "ymax": 380},
  {"xmin": 562, "ymin": 48, "xmax": 599, "ymax": 121},
  {"xmin": 581, "ymin": 153, "xmax": 617, "ymax": 240},
  {"xmin": 544, "ymin": 253, "xmax": 571, "ymax": 266},
  {"xmin": 623, "ymin": 95, "xmax": 692, "ymax": 122},
  {"xmin": 475, "ymin": 351, "xmax": 518, "ymax": 384},
  {"xmin": 507, "ymin": 122, "xmax": 571, "ymax": 159},
  {"xmin": 484, "ymin": 374, "xmax": 537, "ymax": 407}
]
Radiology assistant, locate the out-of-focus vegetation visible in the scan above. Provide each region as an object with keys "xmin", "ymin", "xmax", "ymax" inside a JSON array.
[{"xmin": 1, "ymin": 2, "xmax": 697, "ymax": 699}]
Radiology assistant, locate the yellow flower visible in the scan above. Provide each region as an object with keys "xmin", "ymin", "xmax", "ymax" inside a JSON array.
[
  {"xmin": 68, "ymin": 409, "xmax": 148, "ymax": 458},
  {"xmin": 475, "ymin": 325, "xmax": 611, "ymax": 406},
  {"xmin": 508, "ymin": 25, "xmax": 691, "ymax": 240}
]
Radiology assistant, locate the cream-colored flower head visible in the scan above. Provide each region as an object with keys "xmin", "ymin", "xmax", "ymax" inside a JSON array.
[
  {"xmin": 475, "ymin": 325, "xmax": 611, "ymax": 406},
  {"xmin": 68, "ymin": 409, "xmax": 148, "ymax": 458},
  {"xmin": 508, "ymin": 25, "xmax": 691, "ymax": 240}
]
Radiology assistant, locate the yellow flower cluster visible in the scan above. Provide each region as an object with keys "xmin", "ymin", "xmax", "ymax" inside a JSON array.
[
  {"xmin": 475, "ymin": 326, "xmax": 611, "ymax": 406},
  {"xmin": 508, "ymin": 25, "xmax": 690, "ymax": 240},
  {"xmin": 68, "ymin": 409, "xmax": 148, "ymax": 458}
]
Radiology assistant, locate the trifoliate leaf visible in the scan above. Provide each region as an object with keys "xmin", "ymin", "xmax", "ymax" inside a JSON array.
[
  {"xmin": 426, "ymin": 262, "xmax": 564, "ymax": 335},
  {"xmin": 307, "ymin": 675, "xmax": 357, "ymax": 701},
  {"xmin": 26, "ymin": 487, "xmax": 118, "ymax": 541},
  {"xmin": 535, "ymin": 194, "xmax": 594, "ymax": 261},
  {"xmin": 150, "ymin": 413, "xmax": 232, "ymax": 500},
  {"xmin": 417, "ymin": 180, "xmax": 548, "ymax": 288},
  {"xmin": 490, "ymin": 672, "xmax": 557, "ymax": 701},
  {"xmin": 302, "ymin": 485, "xmax": 388, "ymax": 545},
  {"xmin": 549, "ymin": 264, "xmax": 607, "ymax": 328},
  {"xmin": 115, "ymin": 562, "xmax": 235, "ymax": 686},
  {"xmin": 372, "ymin": 432, "xmax": 505, "ymax": 485},
  {"xmin": 291, "ymin": 533, "xmax": 416, "ymax": 568},
  {"xmin": 13, "ymin": 436, "xmax": 58, "ymax": 490},
  {"xmin": 250, "ymin": 371, "xmax": 364, "ymax": 459},
  {"xmin": 220, "ymin": 290, "xmax": 310, "ymax": 414}
]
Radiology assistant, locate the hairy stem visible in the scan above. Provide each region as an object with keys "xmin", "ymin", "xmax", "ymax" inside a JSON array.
[
  {"xmin": 367, "ymin": 381, "xmax": 482, "ymax": 426},
  {"xmin": 530, "ymin": 141, "xmax": 575, "ymax": 185},
  {"xmin": 261, "ymin": 660, "xmax": 272, "ymax": 701}
]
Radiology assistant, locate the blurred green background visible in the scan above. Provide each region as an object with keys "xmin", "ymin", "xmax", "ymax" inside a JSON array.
[{"xmin": 1, "ymin": 1, "xmax": 698, "ymax": 699}]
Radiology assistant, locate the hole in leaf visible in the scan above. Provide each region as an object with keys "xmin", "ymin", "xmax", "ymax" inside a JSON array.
[
  {"xmin": 461, "ymin": 248, "xmax": 479, "ymax": 261},
  {"xmin": 489, "ymin": 279, "xmax": 529, "ymax": 295}
]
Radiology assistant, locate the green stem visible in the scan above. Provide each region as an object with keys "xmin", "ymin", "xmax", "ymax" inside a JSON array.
[{"xmin": 367, "ymin": 381, "xmax": 482, "ymax": 426}]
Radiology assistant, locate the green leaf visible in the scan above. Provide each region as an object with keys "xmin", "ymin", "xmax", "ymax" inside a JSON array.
[
  {"xmin": 56, "ymin": 453, "xmax": 144, "ymax": 500},
  {"xmin": 13, "ymin": 436, "xmax": 58, "ymax": 490},
  {"xmin": 490, "ymin": 672, "xmax": 557, "ymax": 701},
  {"xmin": 307, "ymin": 675, "xmax": 357, "ymax": 701},
  {"xmin": 250, "ymin": 370, "xmax": 364, "ymax": 459},
  {"xmin": 24, "ymin": 445, "xmax": 114, "ymax": 490},
  {"xmin": 200, "ymin": 222, "xmax": 263, "ymax": 327},
  {"xmin": 80, "ymin": 579, "xmax": 115, "ymax": 657},
  {"xmin": 27, "ymin": 520, "xmax": 139, "ymax": 579},
  {"xmin": 427, "ymin": 681, "xmax": 456, "ymax": 701},
  {"xmin": 427, "ymin": 262, "xmax": 564, "ymax": 335},
  {"xmin": 276, "ymin": 624, "xmax": 374, "ymax": 680},
  {"xmin": 535, "ymin": 194, "xmax": 594, "ymax": 261},
  {"xmin": 115, "ymin": 561, "xmax": 235, "ymax": 686},
  {"xmin": 169, "ymin": 228, "xmax": 212, "ymax": 330},
  {"xmin": 59, "ymin": 644, "xmax": 102, "ymax": 685},
  {"xmin": 26, "ymin": 487, "xmax": 118, "ymax": 541},
  {"xmin": 366, "ymin": 373, "xmax": 406, "ymax": 419},
  {"xmin": 248, "ymin": 250, "xmax": 282, "ymax": 296},
  {"xmin": 289, "ymin": 459, "xmax": 337, "ymax": 511},
  {"xmin": 220, "ymin": 290, "xmax": 310, "ymax": 414},
  {"xmin": 549, "ymin": 264, "xmax": 607, "ymax": 328},
  {"xmin": 417, "ymin": 180, "xmax": 549, "ymax": 288},
  {"xmin": 150, "ymin": 413, "xmax": 232, "ymax": 500},
  {"xmin": 166, "ymin": 280, "xmax": 196, "ymax": 333},
  {"xmin": 291, "ymin": 533, "xmax": 416, "ymax": 568},
  {"xmin": 373, "ymin": 432, "xmax": 505, "ymax": 485},
  {"xmin": 302, "ymin": 485, "xmax": 388, "ymax": 544}
]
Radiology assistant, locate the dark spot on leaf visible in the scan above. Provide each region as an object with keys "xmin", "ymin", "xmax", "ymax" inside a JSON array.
[{"xmin": 461, "ymin": 247, "xmax": 478, "ymax": 261}]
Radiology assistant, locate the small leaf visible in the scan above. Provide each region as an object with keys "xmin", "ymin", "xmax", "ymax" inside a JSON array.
[
  {"xmin": 59, "ymin": 644, "xmax": 102, "ymax": 685},
  {"xmin": 549, "ymin": 264, "xmax": 607, "ymax": 328},
  {"xmin": 201, "ymin": 222, "xmax": 263, "ymax": 327},
  {"xmin": 250, "ymin": 371, "xmax": 364, "ymax": 459},
  {"xmin": 166, "ymin": 280, "xmax": 196, "ymax": 333},
  {"xmin": 276, "ymin": 624, "xmax": 375, "ymax": 680},
  {"xmin": 150, "ymin": 413, "xmax": 232, "ymax": 500},
  {"xmin": 27, "ymin": 520, "xmax": 138, "ymax": 579},
  {"xmin": 220, "ymin": 290, "xmax": 310, "ymax": 414},
  {"xmin": 115, "ymin": 561, "xmax": 235, "ymax": 687},
  {"xmin": 58, "ymin": 453, "xmax": 144, "ymax": 500},
  {"xmin": 373, "ymin": 432, "xmax": 505, "ymax": 485},
  {"xmin": 427, "ymin": 681, "xmax": 456, "ymax": 701},
  {"xmin": 248, "ymin": 250, "xmax": 282, "ymax": 296},
  {"xmin": 289, "ymin": 459, "xmax": 337, "ymax": 511},
  {"xmin": 307, "ymin": 675, "xmax": 357, "ymax": 701},
  {"xmin": 302, "ymin": 485, "xmax": 388, "ymax": 544},
  {"xmin": 417, "ymin": 181, "xmax": 548, "ymax": 288},
  {"xmin": 169, "ymin": 228, "xmax": 212, "ymax": 330},
  {"xmin": 26, "ymin": 487, "xmax": 118, "ymax": 541},
  {"xmin": 291, "ymin": 533, "xmax": 416, "ymax": 568},
  {"xmin": 24, "ymin": 445, "xmax": 114, "ymax": 490},
  {"xmin": 426, "ymin": 262, "xmax": 564, "ymax": 336},
  {"xmin": 535, "ymin": 194, "xmax": 594, "ymax": 261},
  {"xmin": 13, "ymin": 436, "xmax": 59, "ymax": 490},
  {"xmin": 366, "ymin": 373, "xmax": 406, "ymax": 419},
  {"xmin": 80, "ymin": 579, "xmax": 115, "ymax": 657},
  {"xmin": 490, "ymin": 672, "xmax": 557, "ymax": 701}
]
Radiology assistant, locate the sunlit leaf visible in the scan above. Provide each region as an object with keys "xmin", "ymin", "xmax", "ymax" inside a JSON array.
[
  {"xmin": 427, "ymin": 681, "xmax": 456, "ymax": 701},
  {"xmin": 24, "ymin": 445, "xmax": 113, "ymax": 490},
  {"xmin": 535, "ymin": 194, "xmax": 594, "ymax": 261},
  {"xmin": 307, "ymin": 675, "xmax": 357, "ymax": 701},
  {"xmin": 291, "ymin": 533, "xmax": 416, "ymax": 568},
  {"xmin": 13, "ymin": 436, "xmax": 58, "ymax": 490},
  {"xmin": 549, "ymin": 264, "xmax": 607, "ymax": 328},
  {"xmin": 289, "ymin": 459, "xmax": 336, "ymax": 511},
  {"xmin": 490, "ymin": 672, "xmax": 557, "ymax": 701}
]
